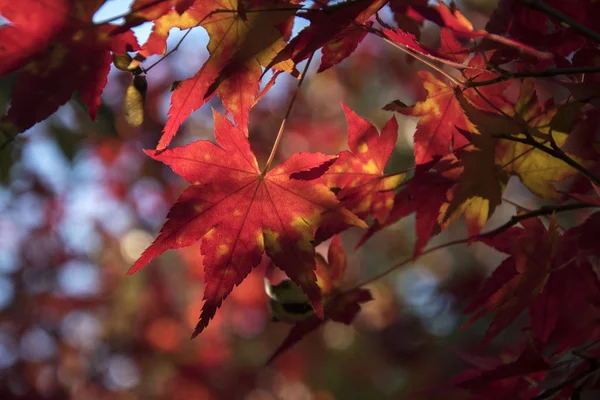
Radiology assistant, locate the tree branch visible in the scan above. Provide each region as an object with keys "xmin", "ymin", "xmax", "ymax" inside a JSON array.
[
  {"xmin": 466, "ymin": 66, "xmax": 600, "ymax": 88},
  {"xmin": 350, "ymin": 201, "xmax": 598, "ymax": 291},
  {"xmin": 493, "ymin": 133, "xmax": 600, "ymax": 187},
  {"xmin": 521, "ymin": 0, "xmax": 600, "ymax": 45}
]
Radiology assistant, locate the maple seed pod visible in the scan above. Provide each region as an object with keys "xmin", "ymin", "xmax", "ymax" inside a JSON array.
[
  {"xmin": 170, "ymin": 80, "xmax": 181, "ymax": 92},
  {"xmin": 264, "ymin": 278, "xmax": 314, "ymax": 323},
  {"xmin": 112, "ymin": 53, "xmax": 133, "ymax": 71},
  {"xmin": 122, "ymin": 75, "xmax": 148, "ymax": 127}
]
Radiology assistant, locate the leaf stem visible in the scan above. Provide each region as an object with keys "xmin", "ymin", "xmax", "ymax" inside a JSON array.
[
  {"xmin": 262, "ymin": 53, "xmax": 315, "ymax": 176},
  {"xmin": 370, "ymin": 30, "xmax": 467, "ymax": 88},
  {"xmin": 520, "ymin": 0, "xmax": 600, "ymax": 45}
]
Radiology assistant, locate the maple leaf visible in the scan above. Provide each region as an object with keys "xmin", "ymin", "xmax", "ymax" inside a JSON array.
[
  {"xmin": 156, "ymin": 0, "xmax": 297, "ymax": 148},
  {"xmin": 393, "ymin": 55, "xmax": 510, "ymax": 165},
  {"xmin": 451, "ymin": 342, "xmax": 549, "ymax": 399},
  {"xmin": 264, "ymin": 0, "xmax": 387, "ymax": 72},
  {"xmin": 357, "ymin": 157, "xmax": 457, "ymax": 254},
  {"xmin": 465, "ymin": 217, "xmax": 561, "ymax": 342},
  {"xmin": 0, "ymin": 0, "xmax": 69, "ymax": 76},
  {"xmin": 406, "ymin": 2, "xmax": 550, "ymax": 59},
  {"xmin": 118, "ymin": 0, "xmax": 195, "ymax": 31},
  {"xmin": 267, "ymin": 236, "xmax": 372, "ymax": 363},
  {"xmin": 461, "ymin": 79, "xmax": 587, "ymax": 199},
  {"xmin": 486, "ymin": 0, "xmax": 590, "ymax": 60},
  {"xmin": 530, "ymin": 214, "xmax": 600, "ymax": 349},
  {"xmin": 318, "ymin": 21, "xmax": 372, "ymax": 73},
  {"xmin": 382, "ymin": 27, "xmax": 457, "ymax": 63},
  {"xmin": 129, "ymin": 111, "xmax": 366, "ymax": 337},
  {"xmin": 321, "ymin": 105, "xmax": 403, "ymax": 223},
  {"xmin": 0, "ymin": 1, "xmax": 139, "ymax": 135},
  {"xmin": 439, "ymin": 93, "xmax": 507, "ymax": 237},
  {"xmin": 389, "ymin": 0, "xmax": 427, "ymax": 40}
]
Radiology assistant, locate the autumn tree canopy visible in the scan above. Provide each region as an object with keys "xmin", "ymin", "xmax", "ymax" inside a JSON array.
[{"xmin": 1, "ymin": 0, "xmax": 600, "ymax": 398}]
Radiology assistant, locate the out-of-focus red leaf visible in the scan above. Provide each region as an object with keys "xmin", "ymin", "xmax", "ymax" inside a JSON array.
[
  {"xmin": 0, "ymin": 2, "xmax": 140, "ymax": 135},
  {"xmin": 0, "ymin": 0, "xmax": 69, "ymax": 76},
  {"xmin": 454, "ymin": 344, "xmax": 549, "ymax": 390},
  {"xmin": 389, "ymin": 0, "xmax": 427, "ymax": 39}
]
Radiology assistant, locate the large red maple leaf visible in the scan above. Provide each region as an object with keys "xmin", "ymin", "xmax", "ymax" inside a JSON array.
[{"xmin": 129, "ymin": 111, "xmax": 366, "ymax": 336}]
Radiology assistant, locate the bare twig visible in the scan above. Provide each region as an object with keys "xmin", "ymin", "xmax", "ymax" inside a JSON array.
[{"xmin": 143, "ymin": 27, "xmax": 197, "ymax": 73}]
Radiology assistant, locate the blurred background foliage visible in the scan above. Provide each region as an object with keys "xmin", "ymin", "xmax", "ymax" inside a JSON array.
[{"xmin": 0, "ymin": 0, "xmax": 563, "ymax": 398}]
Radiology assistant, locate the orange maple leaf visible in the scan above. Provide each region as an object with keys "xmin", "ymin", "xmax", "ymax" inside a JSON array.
[
  {"xmin": 391, "ymin": 54, "xmax": 509, "ymax": 165},
  {"xmin": 129, "ymin": 111, "xmax": 366, "ymax": 337},
  {"xmin": 153, "ymin": 0, "xmax": 297, "ymax": 148}
]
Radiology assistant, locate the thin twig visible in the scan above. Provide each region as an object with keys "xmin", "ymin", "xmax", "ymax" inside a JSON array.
[
  {"xmin": 349, "ymin": 201, "xmax": 598, "ymax": 290},
  {"xmin": 521, "ymin": 0, "xmax": 600, "ymax": 45},
  {"xmin": 493, "ymin": 133, "xmax": 600, "ymax": 187},
  {"xmin": 262, "ymin": 53, "xmax": 315, "ymax": 176},
  {"xmin": 0, "ymin": 137, "xmax": 14, "ymax": 153},
  {"xmin": 467, "ymin": 66, "xmax": 600, "ymax": 88},
  {"xmin": 468, "ymin": 85, "xmax": 600, "ymax": 186},
  {"xmin": 376, "ymin": 35, "xmax": 466, "ymax": 88},
  {"xmin": 144, "ymin": 27, "xmax": 196, "ymax": 73}
]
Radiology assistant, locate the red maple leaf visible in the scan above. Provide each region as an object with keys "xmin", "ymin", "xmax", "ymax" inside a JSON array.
[
  {"xmin": 465, "ymin": 216, "xmax": 564, "ymax": 342},
  {"xmin": 0, "ymin": 0, "xmax": 139, "ymax": 135},
  {"xmin": 389, "ymin": 0, "xmax": 427, "ymax": 40},
  {"xmin": 321, "ymin": 105, "xmax": 403, "ymax": 223},
  {"xmin": 264, "ymin": 0, "xmax": 387, "ymax": 72},
  {"xmin": 450, "ymin": 342, "xmax": 549, "ymax": 399},
  {"xmin": 357, "ymin": 156, "xmax": 458, "ymax": 254},
  {"xmin": 129, "ymin": 111, "xmax": 366, "ymax": 336}
]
